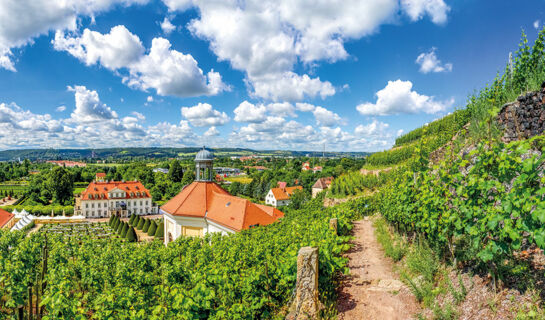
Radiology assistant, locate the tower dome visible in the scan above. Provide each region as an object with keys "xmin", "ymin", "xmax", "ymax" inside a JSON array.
[{"xmin": 195, "ymin": 147, "xmax": 214, "ymax": 181}]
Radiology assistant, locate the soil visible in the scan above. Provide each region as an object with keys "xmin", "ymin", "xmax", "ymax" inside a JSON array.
[{"xmin": 337, "ymin": 218, "xmax": 420, "ymax": 320}]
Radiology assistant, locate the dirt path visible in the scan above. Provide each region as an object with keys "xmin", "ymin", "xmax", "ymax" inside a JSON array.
[{"xmin": 337, "ymin": 218, "xmax": 420, "ymax": 320}]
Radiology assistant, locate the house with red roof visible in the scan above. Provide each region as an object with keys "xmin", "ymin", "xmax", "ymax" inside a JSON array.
[
  {"xmin": 95, "ymin": 172, "xmax": 106, "ymax": 182},
  {"xmin": 301, "ymin": 161, "xmax": 311, "ymax": 171},
  {"xmin": 265, "ymin": 185, "xmax": 303, "ymax": 207},
  {"xmin": 0, "ymin": 208, "xmax": 14, "ymax": 229},
  {"xmin": 312, "ymin": 177, "xmax": 333, "ymax": 198},
  {"xmin": 161, "ymin": 148, "xmax": 284, "ymax": 244},
  {"xmin": 75, "ymin": 180, "xmax": 152, "ymax": 218}
]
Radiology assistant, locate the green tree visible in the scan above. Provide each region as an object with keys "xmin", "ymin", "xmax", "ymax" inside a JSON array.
[
  {"xmin": 126, "ymin": 227, "xmax": 137, "ymax": 242},
  {"xmin": 137, "ymin": 217, "xmax": 145, "ymax": 230},
  {"xmin": 288, "ymin": 189, "xmax": 308, "ymax": 210},
  {"xmin": 121, "ymin": 222, "xmax": 129, "ymax": 237},
  {"xmin": 168, "ymin": 160, "xmax": 184, "ymax": 182},
  {"xmin": 142, "ymin": 219, "xmax": 150, "ymax": 232},
  {"xmin": 181, "ymin": 169, "xmax": 195, "ymax": 186},
  {"xmin": 155, "ymin": 220, "xmax": 164, "ymax": 238},
  {"xmin": 45, "ymin": 166, "xmax": 74, "ymax": 205},
  {"xmin": 147, "ymin": 220, "xmax": 157, "ymax": 236},
  {"xmin": 129, "ymin": 214, "xmax": 135, "ymax": 225}
]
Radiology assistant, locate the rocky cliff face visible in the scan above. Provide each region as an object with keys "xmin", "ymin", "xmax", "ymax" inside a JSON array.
[{"xmin": 498, "ymin": 85, "xmax": 545, "ymax": 142}]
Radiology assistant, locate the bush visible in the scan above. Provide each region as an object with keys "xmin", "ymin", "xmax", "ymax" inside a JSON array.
[
  {"xmin": 116, "ymin": 220, "xmax": 123, "ymax": 233},
  {"xmin": 142, "ymin": 219, "xmax": 150, "ymax": 233},
  {"xmin": 121, "ymin": 222, "xmax": 129, "ymax": 237},
  {"xmin": 129, "ymin": 214, "xmax": 135, "ymax": 225},
  {"xmin": 126, "ymin": 227, "xmax": 137, "ymax": 242},
  {"xmin": 108, "ymin": 215, "xmax": 114, "ymax": 226},
  {"xmin": 137, "ymin": 217, "xmax": 145, "ymax": 230},
  {"xmin": 155, "ymin": 220, "xmax": 164, "ymax": 238},
  {"xmin": 147, "ymin": 221, "xmax": 157, "ymax": 236}
]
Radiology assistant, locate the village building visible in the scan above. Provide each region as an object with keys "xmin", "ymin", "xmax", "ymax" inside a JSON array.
[
  {"xmin": 153, "ymin": 168, "xmax": 169, "ymax": 174},
  {"xmin": 302, "ymin": 161, "xmax": 311, "ymax": 171},
  {"xmin": 47, "ymin": 160, "xmax": 87, "ymax": 167},
  {"xmin": 75, "ymin": 180, "xmax": 153, "ymax": 218},
  {"xmin": 0, "ymin": 208, "xmax": 15, "ymax": 229},
  {"xmin": 95, "ymin": 172, "xmax": 106, "ymax": 182},
  {"xmin": 265, "ymin": 186, "xmax": 303, "ymax": 207},
  {"xmin": 161, "ymin": 148, "xmax": 284, "ymax": 245},
  {"xmin": 312, "ymin": 177, "xmax": 334, "ymax": 198}
]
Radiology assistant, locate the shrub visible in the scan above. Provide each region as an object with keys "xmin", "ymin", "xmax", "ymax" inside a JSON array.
[
  {"xmin": 147, "ymin": 221, "xmax": 157, "ymax": 236},
  {"xmin": 108, "ymin": 215, "xmax": 114, "ymax": 226},
  {"xmin": 155, "ymin": 220, "xmax": 164, "ymax": 238},
  {"xmin": 121, "ymin": 222, "xmax": 129, "ymax": 237},
  {"xmin": 126, "ymin": 227, "xmax": 137, "ymax": 242},
  {"xmin": 137, "ymin": 217, "xmax": 145, "ymax": 230},
  {"xmin": 142, "ymin": 219, "xmax": 150, "ymax": 233},
  {"xmin": 129, "ymin": 214, "xmax": 135, "ymax": 225}
]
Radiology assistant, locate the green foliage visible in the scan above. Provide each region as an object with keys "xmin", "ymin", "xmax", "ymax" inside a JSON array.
[
  {"xmin": 379, "ymin": 136, "xmax": 545, "ymax": 282},
  {"xmin": 126, "ymin": 227, "xmax": 137, "ymax": 242},
  {"xmin": 155, "ymin": 220, "xmax": 164, "ymax": 238},
  {"xmin": 373, "ymin": 217, "xmax": 406, "ymax": 262},
  {"xmin": 142, "ymin": 219, "xmax": 150, "ymax": 232},
  {"xmin": 136, "ymin": 216, "xmax": 144, "ymax": 230},
  {"xmin": 168, "ymin": 160, "xmax": 184, "ymax": 183},
  {"xmin": 147, "ymin": 221, "xmax": 157, "ymax": 236},
  {"xmin": 121, "ymin": 222, "xmax": 129, "ymax": 238},
  {"xmin": 129, "ymin": 214, "xmax": 135, "ymax": 225},
  {"xmin": 0, "ymin": 196, "xmax": 372, "ymax": 319}
]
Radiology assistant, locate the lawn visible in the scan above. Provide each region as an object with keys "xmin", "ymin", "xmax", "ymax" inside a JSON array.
[{"xmin": 225, "ymin": 176, "xmax": 253, "ymax": 184}]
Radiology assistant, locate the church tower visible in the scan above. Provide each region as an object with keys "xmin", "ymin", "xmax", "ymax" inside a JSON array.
[{"xmin": 195, "ymin": 147, "xmax": 214, "ymax": 182}]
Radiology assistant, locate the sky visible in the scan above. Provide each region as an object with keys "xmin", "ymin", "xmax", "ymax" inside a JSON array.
[{"xmin": 0, "ymin": 0, "xmax": 543, "ymax": 152}]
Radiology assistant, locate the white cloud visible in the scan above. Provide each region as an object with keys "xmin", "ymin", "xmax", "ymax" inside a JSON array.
[
  {"xmin": 233, "ymin": 101, "xmax": 267, "ymax": 123},
  {"xmin": 397, "ymin": 129, "xmax": 404, "ymax": 136},
  {"xmin": 203, "ymin": 126, "xmax": 220, "ymax": 137},
  {"xmin": 56, "ymin": 105, "xmax": 66, "ymax": 112},
  {"xmin": 534, "ymin": 20, "xmax": 540, "ymax": 30},
  {"xmin": 401, "ymin": 0, "xmax": 450, "ymax": 24},
  {"xmin": 266, "ymin": 102, "xmax": 296, "ymax": 117},
  {"xmin": 295, "ymin": 103, "xmax": 316, "ymax": 112},
  {"xmin": 147, "ymin": 96, "xmax": 153, "ymax": 102},
  {"xmin": 67, "ymin": 85, "xmax": 118, "ymax": 123},
  {"xmin": 312, "ymin": 106, "xmax": 342, "ymax": 127},
  {"xmin": 54, "ymin": 26, "xmax": 228, "ymax": 97},
  {"xmin": 416, "ymin": 48, "xmax": 452, "ymax": 73},
  {"xmin": 160, "ymin": 17, "xmax": 176, "ymax": 34},
  {"xmin": 356, "ymin": 79, "xmax": 453, "ymax": 116},
  {"xmin": 355, "ymin": 120, "xmax": 390, "ymax": 136},
  {"xmin": 181, "ymin": 102, "xmax": 229, "ymax": 127},
  {"xmin": 181, "ymin": 0, "xmax": 447, "ymax": 101},
  {"xmin": 0, "ymin": 0, "xmax": 149, "ymax": 71}
]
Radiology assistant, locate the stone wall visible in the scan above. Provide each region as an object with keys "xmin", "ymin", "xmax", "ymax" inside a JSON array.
[{"xmin": 497, "ymin": 85, "xmax": 545, "ymax": 142}]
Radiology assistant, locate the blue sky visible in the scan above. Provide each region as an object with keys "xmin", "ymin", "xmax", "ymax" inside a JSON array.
[{"xmin": 0, "ymin": 0, "xmax": 543, "ymax": 152}]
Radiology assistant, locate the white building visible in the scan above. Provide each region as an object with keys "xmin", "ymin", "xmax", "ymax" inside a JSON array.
[
  {"xmin": 75, "ymin": 180, "xmax": 153, "ymax": 218},
  {"xmin": 265, "ymin": 186, "xmax": 303, "ymax": 207},
  {"xmin": 161, "ymin": 148, "xmax": 284, "ymax": 245}
]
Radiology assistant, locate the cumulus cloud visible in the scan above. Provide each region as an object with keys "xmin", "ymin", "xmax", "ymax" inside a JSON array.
[
  {"xmin": 56, "ymin": 105, "xmax": 66, "ymax": 112},
  {"xmin": 178, "ymin": 0, "xmax": 449, "ymax": 101},
  {"xmin": 160, "ymin": 17, "xmax": 176, "ymax": 34},
  {"xmin": 416, "ymin": 48, "xmax": 452, "ymax": 73},
  {"xmin": 53, "ymin": 26, "xmax": 228, "ymax": 97},
  {"xmin": 68, "ymin": 85, "xmax": 118, "ymax": 123},
  {"xmin": 0, "ymin": 0, "xmax": 149, "ymax": 71},
  {"xmin": 203, "ymin": 126, "xmax": 220, "ymax": 137},
  {"xmin": 401, "ymin": 0, "xmax": 450, "ymax": 24},
  {"xmin": 233, "ymin": 101, "xmax": 267, "ymax": 123},
  {"xmin": 355, "ymin": 120, "xmax": 390, "ymax": 136},
  {"xmin": 356, "ymin": 79, "xmax": 453, "ymax": 116},
  {"xmin": 181, "ymin": 103, "xmax": 229, "ymax": 127},
  {"xmin": 534, "ymin": 20, "xmax": 541, "ymax": 30},
  {"xmin": 312, "ymin": 106, "xmax": 343, "ymax": 127}
]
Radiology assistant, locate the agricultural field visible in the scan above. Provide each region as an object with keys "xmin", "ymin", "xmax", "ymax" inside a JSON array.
[{"xmin": 225, "ymin": 176, "xmax": 253, "ymax": 184}]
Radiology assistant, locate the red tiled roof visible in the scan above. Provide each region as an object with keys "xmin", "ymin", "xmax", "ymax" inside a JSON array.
[
  {"xmin": 270, "ymin": 186, "xmax": 303, "ymax": 200},
  {"xmin": 0, "ymin": 208, "xmax": 14, "ymax": 228},
  {"xmin": 80, "ymin": 181, "xmax": 150, "ymax": 200},
  {"xmin": 96, "ymin": 172, "xmax": 106, "ymax": 177},
  {"xmin": 161, "ymin": 181, "xmax": 284, "ymax": 232},
  {"xmin": 277, "ymin": 181, "xmax": 287, "ymax": 189},
  {"xmin": 312, "ymin": 177, "xmax": 333, "ymax": 189}
]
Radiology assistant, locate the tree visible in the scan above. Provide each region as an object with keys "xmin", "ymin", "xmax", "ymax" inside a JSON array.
[
  {"xmin": 109, "ymin": 215, "xmax": 114, "ymax": 226},
  {"xmin": 142, "ymin": 219, "xmax": 150, "ymax": 232},
  {"xmin": 121, "ymin": 222, "xmax": 129, "ymax": 237},
  {"xmin": 116, "ymin": 219, "xmax": 124, "ymax": 233},
  {"xmin": 181, "ymin": 169, "xmax": 195, "ymax": 186},
  {"xmin": 45, "ymin": 166, "xmax": 74, "ymax": 205},
  {"xmin": 137, "ymin": 217, "xmax": 145, "ymax": 230},
  {"xmin": 229, "ymin": 182, "xmax": 241, "ymax": 195},
  {"xmin": 168, "ymin": 160, "xmax": 184, "ymax": 182},
  {"xmin": 147, "ymin": 220, "xmax": 157, "ymax": 236},
  {"xmin": 126, "ymin": 227, "xmax": 137, "ymax": 242},
  {"xmin": 289, "ymin": 189, "xmax": 308, "ymax": 210},
  {"xmin": 155, "ymin": 220, "xmax": 164, "ymax": 238},
  {"xmin": 129, "ymin": 214, "xmax": 135, "ymax": 225}
]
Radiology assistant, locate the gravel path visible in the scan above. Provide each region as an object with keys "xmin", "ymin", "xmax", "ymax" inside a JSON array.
[{"xmin": 337, "ymin": 218, "xmax": 420, "ymax": 320}]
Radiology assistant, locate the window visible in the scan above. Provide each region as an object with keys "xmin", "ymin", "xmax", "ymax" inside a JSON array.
[
  {"xmin": 145, "ymin": 200, "xmax": 148, "ymax": 206},
  {"xmin": 97, "ymin": 203, "xmax": 101, "ymax": 208},
  {"xmin": 91, "ymin": 203, "xmax": 94, "ymax": 208},
  {"xmin": 140, "ymin": 209, "xmax": 143, "ymax": 213},
  {"xmin": 86, "ymin": 203, "xmax": 89, "ymax": 208},
  {"xmin": 140, "ymin": 201, "xmax": 142, "ymax": 206}
]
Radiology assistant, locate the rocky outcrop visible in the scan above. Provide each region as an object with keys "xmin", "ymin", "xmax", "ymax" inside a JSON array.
[{"xmin": 497, "ymin": 84, "xmax": 545, "ymax": 142}]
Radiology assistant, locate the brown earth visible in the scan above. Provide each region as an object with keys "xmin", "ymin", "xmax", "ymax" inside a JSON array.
[{"xmin": 337, "ymin": 218, "xmax": 420, "ymax": 320}]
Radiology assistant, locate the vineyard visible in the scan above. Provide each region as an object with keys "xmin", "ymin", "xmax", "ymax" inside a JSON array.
[
  {"xmin": 0, "ymin": 196, "xmax": 370, "ymax": 319},
  {"xmin": 40, "ymin": 222, "xmax": 116, "ymax": 239},
  {"xmin": 327, "ymin": 170, "xmax": 395, "ymax": 198}
]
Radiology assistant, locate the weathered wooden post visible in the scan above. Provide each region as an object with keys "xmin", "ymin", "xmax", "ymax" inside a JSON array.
[
  {"xmin": 329, "ymin": 218, "xmax": 338, "ymax": 235},
  {"xmin": 286, "ymin": 247, "xmax": 319, "ymax": 320}
]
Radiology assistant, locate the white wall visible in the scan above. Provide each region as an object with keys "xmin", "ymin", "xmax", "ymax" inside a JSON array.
[{"xmin": 163, "ymin": 211, "xmax": 234, "ymax": 245}]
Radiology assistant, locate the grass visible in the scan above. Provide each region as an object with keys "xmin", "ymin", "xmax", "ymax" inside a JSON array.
[
  {"xmin": 225, "ymin": 176, "xmax": 253, "ymax": 184},
  {"xmin": 73, "ymin": 187, "xmax": 86, "ymax": 194}
]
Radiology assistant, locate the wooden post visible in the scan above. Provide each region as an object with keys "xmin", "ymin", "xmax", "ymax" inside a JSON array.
[
  {"xmin": 28, "ymin": 286, "xmax": 32, "ymax": 320},
  {"xmin": 286, "ymin": 247, "xmax": 319, "ymax": 320},
  {"xmin": 329, "ymin": 218, "xmax": 338, "ymax": 235}
]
